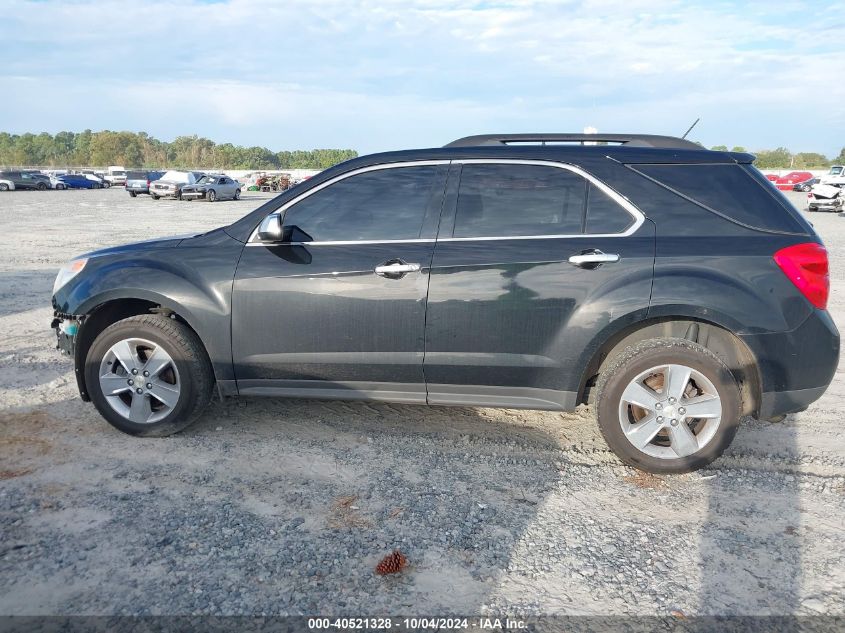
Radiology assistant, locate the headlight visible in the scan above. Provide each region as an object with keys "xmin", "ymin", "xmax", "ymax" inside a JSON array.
[{"xmin": 53, "ymin": 259, "xmax": 88, "ymax": 294}]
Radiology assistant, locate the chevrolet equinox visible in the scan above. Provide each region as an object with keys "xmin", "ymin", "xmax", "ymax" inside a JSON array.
[{"xmin": 51, "ymin": 133, "xmax": 839, "ymax": 473}]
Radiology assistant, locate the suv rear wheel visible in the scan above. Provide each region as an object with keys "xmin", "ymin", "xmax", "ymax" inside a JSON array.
[
  {"xmin": 84, "ymin": 315, "xmax": 214, "ymax": 436},
  {"xmin": 595, "ymin": 338, "xmax": 741, "ymax": 473}
]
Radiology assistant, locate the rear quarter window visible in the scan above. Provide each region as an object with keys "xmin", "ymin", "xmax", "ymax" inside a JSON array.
[{"xmin": 631, "ymin": 163, "xmax": 807, "ymax": 234}]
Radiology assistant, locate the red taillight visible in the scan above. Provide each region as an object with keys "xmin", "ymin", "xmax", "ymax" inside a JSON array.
[{"xmin": 773, "ymin": 242, "xmax": 829, "ymax": 310}]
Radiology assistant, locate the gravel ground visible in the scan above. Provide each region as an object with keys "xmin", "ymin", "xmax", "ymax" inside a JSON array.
[{"xmin": 0, "ymin": 188, "xmax": 843, "ymax": 616}]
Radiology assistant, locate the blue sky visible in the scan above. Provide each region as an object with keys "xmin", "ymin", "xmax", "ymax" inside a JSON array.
[{"xmin": 1, "ymin": 0, "xmax": 843, "ymax": 156}]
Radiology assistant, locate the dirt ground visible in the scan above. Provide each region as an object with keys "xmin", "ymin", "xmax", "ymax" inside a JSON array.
[{"xmin": 0, "ymin": 188, "xmax": 843, "ymax": 616}]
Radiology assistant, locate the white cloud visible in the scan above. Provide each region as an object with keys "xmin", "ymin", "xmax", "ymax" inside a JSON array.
[{"xmin": 0, "ymin": 0, "xmax": 842, "ymax": 154}]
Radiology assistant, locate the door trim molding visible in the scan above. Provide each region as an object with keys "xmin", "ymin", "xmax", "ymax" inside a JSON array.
[
  {"xmin": 426, "ymin": 384, "xmax": 578, "ymax": 411},
  {"xmin": 235, "ymin": 379, "xmax": 578, "ymax": 412},
  {"xmin": 236, "ymin": 379, "xmax": 428, "ymax": 405}
]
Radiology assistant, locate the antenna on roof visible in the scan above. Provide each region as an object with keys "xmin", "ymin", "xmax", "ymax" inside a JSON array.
[{"xmin": 681, "ymin": 118, "xmax": 700, "ymax": 139}]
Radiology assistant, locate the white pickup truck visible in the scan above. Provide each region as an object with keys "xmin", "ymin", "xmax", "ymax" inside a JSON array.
[{"xmin": 820, "ymin": 165, "xmax": 844, "ymax": 186}]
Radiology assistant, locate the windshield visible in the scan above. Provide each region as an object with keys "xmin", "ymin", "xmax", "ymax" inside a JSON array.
[
  {"xmin": 196, "ymin": 176, "xmax": 218, "ymax": 185},
  {"xmin": 830, "ymin": 166, "xmax": 843, "ymax": 176}
]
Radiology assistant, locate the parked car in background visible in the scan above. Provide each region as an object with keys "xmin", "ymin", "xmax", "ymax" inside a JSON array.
[
  {"xmin": 775, "ymin": 171, "xmax": 814, "ymax": 191},
  {"xmin": 50, "ymin": 175, "xmax": 67, "ymax": 190},
  {"xmin": 793, "ymin": 177, "xmax": 819, "ymax": 192},
  {"xmin": 58, "ymin": 174, "xmax": 104, "ymax": 189},
  {"xmin": 0, "ymin": 170, "xmax": 50, "ymax": 190},
  {"xmin": 125, "ymin": 170, "xmax": 164, "ymax": 197},
  {"xmin": 0, "ymin": 178, "xmax": 14, "ymax": 191},
  {"xmin": 81, "ymin": 173, "xmax": 108, "ymax": 187},
  {"xmin": 149, "ymin": 170, "xmax": 204, "ymax": 200},
  {"xmin": 104, "ymin": 166, "xmax": 127, "ymax": 187},
  {"xmin": 51, "ymin": 133, "xmax": 839, "ymax": 474},
  {"xmin": 180, "ymin": 175, "xmax": 241, "ymax": 201},
  {"xmin": 807, "ymin": 183, "xmax": 844, "ymax": 212}
]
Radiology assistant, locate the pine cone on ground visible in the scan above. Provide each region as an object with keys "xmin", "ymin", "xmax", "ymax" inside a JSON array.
[{"xmin": 375, "ymin": 550, "xmax": 408, "ymax": 575}]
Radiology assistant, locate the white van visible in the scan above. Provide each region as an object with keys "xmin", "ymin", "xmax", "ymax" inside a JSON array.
[{"xmin": 104, "ymin": 165, "xmax": 127, "ymax": 187}]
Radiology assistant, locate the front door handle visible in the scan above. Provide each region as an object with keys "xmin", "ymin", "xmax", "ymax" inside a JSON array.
[
  {"xmin": 374, "ymin": 260, "xmax": 421, "ymax": 279},
  {"xmin": 568, "ymin": 249, "xmax": 621, "ymax": 267}
]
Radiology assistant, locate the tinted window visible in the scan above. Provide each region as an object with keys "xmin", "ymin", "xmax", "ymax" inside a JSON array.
[
  {"xmin": 454, "ymin": 164, "xmax": 585, "ymax": 238},
  {"xmin": 585, "ymin": 184, "xmax": 634, "ymax": 234},
  {"xmin": 634, "ymin": 164, "xmax": 805, "ymax": 233},
  {"xmin": 282, "ymin": 166, "xmax": 438, "ymax": 242},
  {"xmin": 126, "ymin": 171, "xmax": 146, "ymax": 180}
]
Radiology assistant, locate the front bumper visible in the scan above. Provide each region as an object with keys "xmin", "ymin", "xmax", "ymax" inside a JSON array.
[
  {"xmin": 51, "ymin": 313, "xmax": 81, "ymax": 356},
  {"xmin": 52, "ymin": 313, "xmax": 90, "ymax": 401},
  {"xmin": 808, "ymin": 199, "xmax": 843, "ymax": 210},
  {"xmin": 181, "ymin": 190, "xmax": 207, "ymax": 199}
]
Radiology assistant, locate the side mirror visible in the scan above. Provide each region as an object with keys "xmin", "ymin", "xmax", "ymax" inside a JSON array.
[{"xmin": 257, "ymin": 214, "xmax": 283, "ymax": 241}]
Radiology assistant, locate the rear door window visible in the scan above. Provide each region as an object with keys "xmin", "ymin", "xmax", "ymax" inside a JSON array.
[
  {"xmin": 453, "ymin": 164, "xmax": 585, "ymax": 238},
  {"xmin": 585, "ymin": 183, "xmax": 635, "ymax": 234}
]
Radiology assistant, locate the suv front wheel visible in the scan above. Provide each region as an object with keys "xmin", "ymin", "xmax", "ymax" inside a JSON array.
[
  {"xmin": 596, "ymin": 338, "xmax": 741, "ymax": 473},
  {"xmin": 84, "ymin": 315, "xmax": 214, "ymax": 436}
]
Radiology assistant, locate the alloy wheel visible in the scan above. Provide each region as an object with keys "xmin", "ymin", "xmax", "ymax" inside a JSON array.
[
  {"xmin": 98, "ymin": 337, "xmax": 181, "ymax": 424},
  {"xmin": 618, "ymin": 363, "xmax": 722, "ymax": 459}
]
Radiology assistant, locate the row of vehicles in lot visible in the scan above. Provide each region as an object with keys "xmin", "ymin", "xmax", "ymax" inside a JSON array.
[
  {"xmin": 126, "ymin": 170, "xmax": 242, "ymax": 201},
  {"xmin": 0, "ymin": 167, "xmax": 243, "ymax": 202},
  {"xmin": 0, "ymin": 166, "xmax": 126, "ymax": 191}
]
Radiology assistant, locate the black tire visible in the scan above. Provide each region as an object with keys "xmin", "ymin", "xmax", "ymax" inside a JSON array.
[
  {"xmin": 234, "ymin": 189, "xmax": 241, "ymax": 200},
  {"xmin": 595, "ymin": 338, "xmax": 741, "ymax": 474},
  {"xmin": 207, "ymin": 189, "xmax": 216, "ymax": 202},
  {"xmin": 84, "ymin": 315, "xmax": 214, "ymax": 437},
  {"xmin": 802, "ymin": 185, "xmax": 811, "ymax": 192},
  {"xmin": 129, "ymin": 191, "xmax": 137, "ymax": 197},
  {"xmin": 151, "ymin": 194, "xmax": 159, "ymax": 200},
  {"xmin": 37, "ymin": 182, "xmax": 47, "ymax": 191},
  {"xmin": 0, "ymin": 183, "xmax": 8, "ymax": 191},
  {"xmin": 103, "ymin": 181, "xmax": 111, "ymax": 188},
  {"xmin": 808, "ymin": 206, "xmax": 817, "ymax": 212}
]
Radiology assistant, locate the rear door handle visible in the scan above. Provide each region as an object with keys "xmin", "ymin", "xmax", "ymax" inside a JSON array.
[
  {"xmin": 568, "ymin": 250, "xmax": 620, "ymax": 267},
  {"xmin": 375, "ymin": 260, "xmax": 421, "ymax": 278}
]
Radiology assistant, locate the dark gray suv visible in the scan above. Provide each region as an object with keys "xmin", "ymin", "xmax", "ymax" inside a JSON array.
[{"xmin": 51, "ymin": 134, "xmax": 839, "ymax": 473}]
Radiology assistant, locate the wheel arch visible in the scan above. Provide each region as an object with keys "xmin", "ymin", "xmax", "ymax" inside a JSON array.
[
  {"xmin": 579, "ymin": 316, "xmax": 762, "ymax": 417},
  {"xmin": 73, "ymin": 296, "xmax": 215, "ymax": 401}
]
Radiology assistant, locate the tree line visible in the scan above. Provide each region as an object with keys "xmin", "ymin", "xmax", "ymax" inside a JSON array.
[
  {"xmin": 1, "ymin": 130, "xmax": 841, "ymax": 170},
  {"xmin": 0, "ymin": 130, "xmax": 358, "ymax": 170},
  {"xmin": 709, "ymin": 145, "xmax": 845, "ymax": 169}
]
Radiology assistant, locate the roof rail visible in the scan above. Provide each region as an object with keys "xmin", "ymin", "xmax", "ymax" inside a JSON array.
[{"xmin": 444, "ymin": 133, "xmax": 702, "ymax": 150}]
